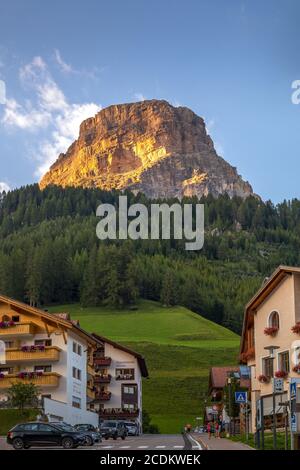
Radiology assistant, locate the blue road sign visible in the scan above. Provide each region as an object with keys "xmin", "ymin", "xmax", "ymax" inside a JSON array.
[
  {"xmin": 235, "ymin": 391, "xmax": 247, "ymax": 403},
  {"xmin": 290, "ymin": 381, "xmax": 297, "ymax": 400}
]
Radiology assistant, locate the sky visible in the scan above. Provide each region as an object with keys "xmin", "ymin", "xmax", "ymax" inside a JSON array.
[{"xmin": 0, "ymin": 0, "xmax": 300, "ymax": 202}]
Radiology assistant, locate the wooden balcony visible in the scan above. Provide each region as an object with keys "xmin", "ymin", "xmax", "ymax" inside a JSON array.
[
  {"xmin": 99, "ymin": 408, "xmax": 139, "ymax": 419},
  {"xmin": 0, "ymin": 372, "xmax": 60, "ymax": 389},
  {"xmin": 94, "ymin": 391, "xmax": 111, "ymax": 401},
  {"xmin": 5, "ymin": 347, "xmax": 61, "ymax": 363},
  {"xmin": 94, "ymin": 374, "xmax": 111, "ymax": 384},
  {"xmin": 0, "ymin": 323, "xmax": 35, "ymax": 338},
  {"xmin": 94, "ymin": 357, "xmax": 111, "ymax": 367}
]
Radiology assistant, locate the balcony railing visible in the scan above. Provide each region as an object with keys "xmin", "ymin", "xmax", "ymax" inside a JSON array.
[
  {"xmin": 0, "ymin": 372, "xmax": 61, "ymax": 389},
  {"xmin": 0, "ymin": 323, "xmax": 35, "ymax": 338},
  {"xmin": 94, "ymin": 357, "xmax": 111, "ymax": 367},
  {"xmin": 94, "ymin": 391, "xmax": 111, "ymax": 401},
  {"xmin": 5, "ymin": 347, "xmax": 61, "ymax": 363},
  {"xmin": 94, "ymin": 374, "xmax": 111, "ymax": 384},
  {"xmin": 99, "ymin": 408, "xmax": 139, "ymax": 418}
]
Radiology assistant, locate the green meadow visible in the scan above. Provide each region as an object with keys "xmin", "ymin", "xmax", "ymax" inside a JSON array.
[{"xmin": 49, "ymin": 300, "xmax": 240, "ymax": 433}]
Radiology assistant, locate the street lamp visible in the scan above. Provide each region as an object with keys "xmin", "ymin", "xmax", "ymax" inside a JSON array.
[{"xmin": 264, "ymin": 345, "xmax": 280, "ymax": 450}]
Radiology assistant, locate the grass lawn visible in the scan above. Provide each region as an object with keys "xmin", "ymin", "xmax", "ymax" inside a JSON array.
[
  {"xmin": 230, "ymin": 431, "xmax": 290, "ymax": 450},
  {"xmin": 0, "ymin": 409, "xmax": 38, "ymax": 435},
  {"xmin": 49, "ymin": 300, "xmax": 240, "ymax": 433}
]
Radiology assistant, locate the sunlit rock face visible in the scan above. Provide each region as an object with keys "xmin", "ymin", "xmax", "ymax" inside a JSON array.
[{"xmin": 39, "ymin": 99, "xmax": 254, "ymax": 199}]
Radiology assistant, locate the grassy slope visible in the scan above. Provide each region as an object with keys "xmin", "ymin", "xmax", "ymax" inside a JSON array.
[
  {"xmin": 0, "ymin": 409, "xmax": 38, "ymax": 435},
  {"xmin": 49, "ymin": 300, "xmax": 240, "ymax": 433}
]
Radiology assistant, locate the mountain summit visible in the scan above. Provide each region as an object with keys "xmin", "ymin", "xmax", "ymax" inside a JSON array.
[{"xmin": 39, "ymin": 99, "xmax": 253, "ymax": 199}]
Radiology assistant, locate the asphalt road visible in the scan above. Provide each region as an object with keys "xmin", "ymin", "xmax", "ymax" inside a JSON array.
[{"xmin": 0, "ymin": 433, "xmax": 201, "ymax": 451}]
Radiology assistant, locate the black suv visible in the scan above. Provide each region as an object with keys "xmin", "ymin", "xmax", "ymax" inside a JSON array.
[
  {"xmin": 7, "ymin": 422, "xmax": 86, "ymax": 449},
  {"xmin": 100, "ymin": 420, "xmax": 127, "ymax": 440}
]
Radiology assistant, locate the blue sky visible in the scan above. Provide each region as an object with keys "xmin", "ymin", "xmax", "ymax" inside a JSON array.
[{"xmin": 0, "ymin": 0, "xmax": 299, "ymax": 202}]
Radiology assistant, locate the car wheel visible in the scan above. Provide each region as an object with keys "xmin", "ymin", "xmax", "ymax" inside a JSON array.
[
  {"xmin": 62, "ymin": 437, "xmax": 74, "ymax": 449},
  {"xmin": 12, "ymin": 437, "xmax": 24, "ymax": 450},
  {"xmin": 85, "ymin": 436, "xmax": 94, "ymax": 446}
]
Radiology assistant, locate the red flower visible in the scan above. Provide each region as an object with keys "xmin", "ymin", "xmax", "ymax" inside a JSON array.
[
  {"xmin": 264, "ymin": 327, "xmax": 279, "ymax": 336},
  {"xmin": 275, "ymin": 370, "xmax": 288, "ymax": 378},
  {"xmin": 291, "ymin": 323, "xmax": 300, "ymax": 334}
]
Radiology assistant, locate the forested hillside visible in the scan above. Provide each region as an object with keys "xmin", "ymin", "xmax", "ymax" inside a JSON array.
[{"xmin": 1, "ymin": 185, "xmax": 300, "ymax": 332}]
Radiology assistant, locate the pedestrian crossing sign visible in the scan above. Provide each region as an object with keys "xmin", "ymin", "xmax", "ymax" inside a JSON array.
[{"xmin": 235, "ymin": 391, "xmax": 247, "ymax": 403}]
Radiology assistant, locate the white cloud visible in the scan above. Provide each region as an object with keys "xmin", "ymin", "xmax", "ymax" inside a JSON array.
[
  {"xmin": 3, "ymin": 98, "xmax": 51, "ymax": 130},
  {"xmin": 54, "ymin": 49, "xmax": 74, "ymax": 74},
  {"xmin": 133, "ymin": 92, "xmax": 146, "ymax": 102},
  {"xmin": 2, "ymin": 56, "xmax": 101, "ymax": 178},
  {"xmin": 0, "ymin": 182, "xmax": 10, "ymax": 193}
]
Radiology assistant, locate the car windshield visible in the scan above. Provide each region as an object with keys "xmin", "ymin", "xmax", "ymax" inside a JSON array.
[
  {"xmin": 76, "ymin": 425, "xmax": 92, "ymax": 431},
  {"xmin": 101, "ymin": 421, "xmax": 116, "ymax": 428},
  {"xmin": 125, "ymin": 422, "xmax": 136, "ymax": 427}
]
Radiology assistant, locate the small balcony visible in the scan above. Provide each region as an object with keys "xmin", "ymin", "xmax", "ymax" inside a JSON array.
[
  {"xmin": 94, "ymin": 391, "xmax": 111, "ymax": 401},
  {"xmin": 5, "ymin": 346, "xmax": 61, "ymax": 363},
  {"xmin": 0, "ymin": 372, "xmax": 61, "ymax": 389},
  {"xmin": 99, "ymin": 408, "xmax": 139, "ymax": 419},
  {"xmin": 94, "ymin": 374, "xmax": 111, "ymax": 384},
  {"xmin": 0, "ymin": 323, "xmax": 35, "ymax": 338},
  {"xmin": 94, "ymin": 357, "xmax": 111, "ymax": 367}
]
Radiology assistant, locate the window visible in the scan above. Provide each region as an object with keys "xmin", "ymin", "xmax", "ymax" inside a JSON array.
[
  {"xmin": 123, "ymin": 403, "xmax": 135, "ymax": 410},
  {"xmin": 279, "ymin": 351, "xmax": 290, "ymax": 373},
  {"xmin": 12, "ymin": 316, "xmax": 20, "ymax": 323},
  {"xmin": 262, "ymin": 357, "xmax": 273, "ymax": 378},
  {"xmin": 269, "ymin": 311, "xmax": 279, "ymax": 329},
  {"xmin": 35, "ymin": 339, "xmax": 52, "ymax": 347},
  {"xmin": 34, "ymin": 365, "xmax": 52, "ymax": 373},
  {"xmin": 39, "ymin": 424, "xmax": 55, "ymax": 432},
  {"xmin": 72, "ymin": 396, "xmax": 81, "ymax": 409},
  {"xmin": 72, "ymin": 367, "xmax": 81, "ymax": 381},
  {"xmin": 4, "ymin": 341, "xmax": 14, "ymax": 349},
  {"xmin": 73, "ymin": 341, "xmax": 82, "ymax": 356},
  {"xmin": 24, "ymin": 423, "xmax": 39, "ymax": 431},
  {"xmin": 116, "ymin": 368, "xmax": 135, "ymax": 380},
  {"xmin": 0, "ymin": 367, "xmax": 13, "ymax": 375},
  {"xmin": 123, "ymin": 386, "xmax": 136, "ymax": 394}
]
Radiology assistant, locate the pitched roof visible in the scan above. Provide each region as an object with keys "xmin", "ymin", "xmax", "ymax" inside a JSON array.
[
  {"xmin": 240, "ymin": 265, "xmax": 300, "ymax": 354},
  {"xmin": 0, "ymin": 294, "xmax": 96, "ymax": 346},
  {"xmin": 92, "ymin": 333, "xmax": 149, "ymax": 378}
]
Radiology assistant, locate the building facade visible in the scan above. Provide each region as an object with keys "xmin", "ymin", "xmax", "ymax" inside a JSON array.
[
  {"xmin": 91, "ymin": 333, "xmax": 148, "ymax": 432},
  {"xmin": 240, "ymin": 266, "xmax": 300, "ymax": 435},
  {"xmin": 0, "ymin": 294, "xmax": 98, "ymax": 426}
]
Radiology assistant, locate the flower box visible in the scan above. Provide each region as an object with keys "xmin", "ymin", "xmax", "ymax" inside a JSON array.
[
  {"xmin": 18, "ymin": 371, "xmax": 44, "ymax": 379},
  {"xmin": 275, "ymin": 370, "xmax": 288, "ymax": 379},
  {"xmin": 292, "ymin": 364, "xmax": 300, "ymax": 374},
  {"xmin": 264, "ymin": 327, "xmax": 279, "ymax": 336},
  {"xmin": 21, "ymin": 345, "xmax": 45, "ymax": 352},
  {"xmin": 291, "ymin": 323, "xmax": 300, "ymax": 334},
  {"xmin": 0, "ymin": 321, "xmax": 15, "ymax": 329},
  {"xmin": 258, "ymin": 374, "xmax": 269, "ymax": 383}
]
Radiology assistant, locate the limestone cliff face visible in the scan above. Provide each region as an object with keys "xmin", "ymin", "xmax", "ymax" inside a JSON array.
[{"xmin": 39, "ymin": 100, "xmax": 254, "ymax": 199}]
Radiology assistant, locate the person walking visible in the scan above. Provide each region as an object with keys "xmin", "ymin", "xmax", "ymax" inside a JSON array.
[
  {"xmin": 207, "ymin": 422, "xmax": 212, "ymax": 440},
  {"xmin": 215, "ymin": 421, "xmax": 220, "ymax": 438}
]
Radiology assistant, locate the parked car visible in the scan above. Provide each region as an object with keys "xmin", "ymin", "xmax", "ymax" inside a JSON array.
[
  {"xmin": 100, "ymin": 420, "xmax": 127, "ymax": 440},
  {"xmin": 7, "ymin": 422, "xmax": 86, "ymax": 449},
  {"xmin": 74, "ymin": 424, "xmax": 102, "ymax": 445},
  {"xmin": 121, "ymin": 421, "xmax": 139, "ymax": 436}
]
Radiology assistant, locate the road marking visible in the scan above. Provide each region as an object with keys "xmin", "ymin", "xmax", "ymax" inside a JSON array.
[
  {"xmin": 155, "ymin": 446, "xmax": 166, "ymax": 449},
  {"xmin": 101, "ymin": 445, "xmax": 114, "ymax": 449},
  {"xmin": 119, "ymin": 446, "xmax": 131, "ymax": 449},
  {"xmin": 187, "ymin": 434, "xmax": 202, "ymax": 450},
  {"xmin": 173, "ymin": 446, "xmax": 184, "ymax": 449},
  {"xmin": 138, "ymin": 446, "xmax": 149, "ymax": 449}
]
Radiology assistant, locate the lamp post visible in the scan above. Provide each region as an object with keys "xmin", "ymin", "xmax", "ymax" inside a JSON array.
[{"xmin": 264, "ymin": 345, "xmax": 280, "ymax": 450}]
